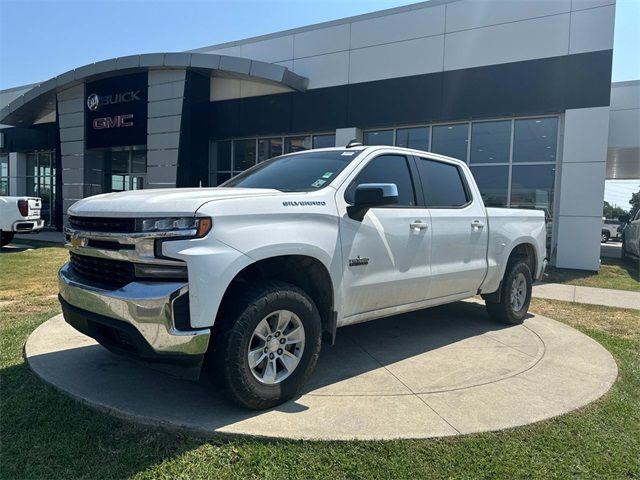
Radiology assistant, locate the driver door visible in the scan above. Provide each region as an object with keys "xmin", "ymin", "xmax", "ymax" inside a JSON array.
[{"xmin": 338, "ymin": 153, "xmax": 431, "ymax": 319}]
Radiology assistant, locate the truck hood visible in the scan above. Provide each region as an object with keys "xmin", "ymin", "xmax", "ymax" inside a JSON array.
[{"xmin": 68, "ymin": 187, "xmax": 283, "ymax": 217}]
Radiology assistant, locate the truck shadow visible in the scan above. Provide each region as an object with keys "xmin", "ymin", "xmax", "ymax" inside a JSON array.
[{"xmin": 23, "ymin": 300, "xmax": 534, "ymax": 436}]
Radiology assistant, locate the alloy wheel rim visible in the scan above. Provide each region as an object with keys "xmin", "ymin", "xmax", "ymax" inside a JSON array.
[
  {"xmin": 510, "ymin": 272, "xmax": 527, "ymax": 312},
  {"xmin": 247, "ymin": 310, "xmax": 305, "ymax": 385}
]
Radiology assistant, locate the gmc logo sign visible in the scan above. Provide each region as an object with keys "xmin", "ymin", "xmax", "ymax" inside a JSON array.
[{"xmin": 92, "ymin": 114, "xmax": 134, "ymax": 129}]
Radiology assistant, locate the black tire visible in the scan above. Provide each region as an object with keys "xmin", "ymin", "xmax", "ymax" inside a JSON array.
[
  {"xmin": 485, "ymin": 259, "xmax": 533, "ymax": 325},
  {"xmin": 601, "ymin": 231, "xmax": 610, "ymax": 243},
  {"xmin": 207, "ymin": 280, "xmax": 322, "ymax": 410},
  {"xmin": 0, "ymin": 231, "xmax": 15, "ymax": 247}
]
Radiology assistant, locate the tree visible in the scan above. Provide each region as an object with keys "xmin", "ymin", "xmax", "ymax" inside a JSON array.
[
  {"xmin": 603, "ymin": 201, "xmax": 627, "ymax": 219},
  {"xmin": 630, "ymin": 189, "xmax": 640, "ymax": 220}
]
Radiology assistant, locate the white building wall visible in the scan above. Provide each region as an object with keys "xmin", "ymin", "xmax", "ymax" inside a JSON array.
[
  {"xmin": 607, "ymin": 81, "xmax": 640, "ymax": 179},
  {"xmin": 195, "ymin": 0, "xmax": 615, "ymax": 95}
]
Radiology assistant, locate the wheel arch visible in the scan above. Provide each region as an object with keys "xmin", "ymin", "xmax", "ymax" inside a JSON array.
[{"xmin": 216, "ymin": 254, "xmax": 336, "ymax": 344}]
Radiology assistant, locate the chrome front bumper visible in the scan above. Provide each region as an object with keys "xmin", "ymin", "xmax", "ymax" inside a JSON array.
[{"xmin": 58, "ymin": 263, "xmax": 210, "ymax": 359}]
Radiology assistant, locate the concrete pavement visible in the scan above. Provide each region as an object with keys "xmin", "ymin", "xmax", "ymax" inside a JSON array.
[
  {"xmin": 534, "ymin": 283, "xmax": 640, "ymax": 310},
  {"xmin": 25, "ymin": 300, "xmax": 617, "ymax": 441}
]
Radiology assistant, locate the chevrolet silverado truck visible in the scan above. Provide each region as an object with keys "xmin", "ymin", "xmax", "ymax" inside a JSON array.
[
  {"xmin": 1, "ymin": 196, "xmax": 44, "ymax": 247},
  {"xmin": 59, "ymin": 146, "xmax": 547, "ymax": 409}
]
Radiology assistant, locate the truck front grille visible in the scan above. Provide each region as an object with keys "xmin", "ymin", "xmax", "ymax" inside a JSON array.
[
  {"xmin": 69, "ymin": 252, "xmax": 135, "ymax": 289},
  {"xmin": 69, "ymin": 216, "xmax": 136, "ymax": 233}
]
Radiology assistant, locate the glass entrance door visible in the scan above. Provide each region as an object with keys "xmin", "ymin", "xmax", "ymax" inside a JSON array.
[
  {"xmin": 26, "ymin": 151, "xmax": 56, "ymax": 226},
  {"xmin": 106, "ymin": 150, "xmax": 146, "ymax": 192}
]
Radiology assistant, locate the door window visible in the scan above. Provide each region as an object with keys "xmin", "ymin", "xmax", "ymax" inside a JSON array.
[
  {"xmin": 417, "ymin": 158, "xmax": 470, "ymax": 208},
  {"xmin": 346, "ymin": 154, "xmax": 416, "ymax": 206}
]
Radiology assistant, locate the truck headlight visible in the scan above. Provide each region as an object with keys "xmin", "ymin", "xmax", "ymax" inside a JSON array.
[{"xmin": 138, "ymin": 217, "xmax": 212, "ymax": 238}]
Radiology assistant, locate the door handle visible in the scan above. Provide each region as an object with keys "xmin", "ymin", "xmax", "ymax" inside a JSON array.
[
  {"xmin": 410, "ymin": 220, "xmax": 429, "ymax": 231},
  {"xmin": 471, "ymin": 220, "xmax": 485, "ymax": 230}
]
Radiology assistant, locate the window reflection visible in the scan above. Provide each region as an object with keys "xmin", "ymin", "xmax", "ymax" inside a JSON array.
[
  {"xmin": 513, "ymin": 118, "xmax": 558, "ymax": 163},
  {"xmin": 431, "ymin": 124, "xmax": 469, "ymax": 161},
  {"xmin": 285, "ymin": 136, "xmax": 312, "ymax": 153},
  {"xmin": 363, "ymin": 130, "xmax": 394, "ymax": 146},
  {"xmin": 312, "ymin": 134, "xmax": 336, "ymax": 149},
  {"xmin": 396, "ymin": 127, "xmax": 429, "ymax": 150},
  {"xmin": 233, "ymin": 139, "xmax": 257, "ymax": 172},
  {"xmin": 470, "ymin": 166, "xmax": 509, "ymax": 207},
  {"xmin": 258, "ymin": 138, "xmax": 283, "ymax": 162},
  {"xmin": 470, "ymin": 121, "xmax": 511, "ymax": 164},
  {"xmin": 511, "ymin": 165, "xmax": 555, "ymax": 214}
]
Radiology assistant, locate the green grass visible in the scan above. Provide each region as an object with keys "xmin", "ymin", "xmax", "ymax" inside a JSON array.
[
  {"xmin": 1, "ymin": 247, "xmax": 639, "ymax": 479},
  {"xmin": 544, "ymin": 257, "xmax": 640, "ymax": 292}
]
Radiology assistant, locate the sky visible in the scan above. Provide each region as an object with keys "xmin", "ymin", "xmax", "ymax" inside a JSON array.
[{"xmin": 1, "ymin": 0, "xmax": 638, "ymax": 205}]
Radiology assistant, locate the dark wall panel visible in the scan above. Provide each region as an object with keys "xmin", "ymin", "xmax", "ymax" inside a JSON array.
[
  {"xmin": 0, "ymin": 123, "xmax": 57, "ymax": 152},
  {"xmin": 209, "ymin": 50, "xmax": 613, "ymax": 140},
  {"xmin": 292, "ymin": 85, "xmax": 348, "ymax": 131},
  {"xmin": 348, "ymin": 74, "xmax": 443, "ymax": 127}
]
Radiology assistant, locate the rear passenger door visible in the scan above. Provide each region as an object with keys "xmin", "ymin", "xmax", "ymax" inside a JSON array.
[{"xmin": 415, "ymin": 156, "xmax": 488, "ymax": 299}]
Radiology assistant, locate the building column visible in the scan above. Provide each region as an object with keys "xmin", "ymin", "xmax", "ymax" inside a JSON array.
[
  {"xmin": 146, "ymin": 70, "xmax": 186, "ymax": 189},
  {"xmin": 554, "ymin": 106, "xmax": 610, "ymax": 271},
  {"xmin": 58, "ymin": 83, "xmax": 101, "ymax": 223},
  {"xmin": 8, "ymin": 152, "xmax": 26, "ymax": 196}
]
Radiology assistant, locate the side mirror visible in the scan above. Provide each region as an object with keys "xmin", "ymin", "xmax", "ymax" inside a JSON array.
[{"xmin": 347, "ymin": 183, "xmax": 398, "ymax": 221}]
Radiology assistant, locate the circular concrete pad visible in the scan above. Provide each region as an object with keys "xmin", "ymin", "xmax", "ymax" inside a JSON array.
[{"xmin": 26, "ymin": 301, "xmax": 617, "ymax": 440}]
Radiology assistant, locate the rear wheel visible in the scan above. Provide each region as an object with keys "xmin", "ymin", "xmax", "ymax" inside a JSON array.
[
  {"xmin": 601, "ymin": 231, "xmax": 610, "ymax": 243},
  {"xmin": 207, "ymin": 280, "xmax": 322, "ymax": 410},
  {"xmin": 0, "ymin": 231, "xmax": 14, "ymax": 247},
  {"xmin": 485, "ymin": 260, "xmax": 533, "ymax": 325}
]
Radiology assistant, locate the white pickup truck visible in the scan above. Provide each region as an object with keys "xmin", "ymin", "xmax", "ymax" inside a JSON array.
[
  {"xmin": 59, "ymin": 146, "xmax": 547, "ymax": 409},
  {"xmin": 0, "ymin": 196, "xmax": 44, "ymax": 247}
]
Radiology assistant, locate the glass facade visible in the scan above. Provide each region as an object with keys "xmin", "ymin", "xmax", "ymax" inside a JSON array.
[
  {"xmin": 363, "ymin": 129, "xmax": 394, "ymax": 146},
  {"xmin": 25, "ymin": 151, "xmax": 56, "ymax": 226},
  {"xmin": 213, "ymin": 116, "xmax": 558, "ymax": 225},
  {"xmin": 362, "ymin": 116, "xmax": 558, "ymax": 216},
  {"xmin": 431, "ymin": 124, "xmax": 469, "ymax": 160},
  {"xmin": 106, "ymin": 150, "xmax": 147, "ymax": 192},
  {"xmin": 0, "ymin": 154, "xmax": 8, "ymax": 195},
  {"xmin": 211, "ymin": 132, "xmax": 336, "ymax": 186},
  {"xmin": 395, "ymin": 127, "xmax": 429, "ymax": 150}
]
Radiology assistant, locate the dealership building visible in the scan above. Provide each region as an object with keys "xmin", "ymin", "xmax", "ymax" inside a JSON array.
[{"xmin": 1, "ymin": 0, "xmax": 638, "ymax": 270}]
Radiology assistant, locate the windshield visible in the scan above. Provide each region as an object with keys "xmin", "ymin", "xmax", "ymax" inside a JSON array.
[{"xmin": 221, "ymin": 149, "xmax": 363, "ymax": 192}]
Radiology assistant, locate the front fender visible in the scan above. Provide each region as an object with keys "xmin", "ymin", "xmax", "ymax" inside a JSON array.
[{"xmin": 161, "ymin": 238, "xmax": 254, "ymax": 329}]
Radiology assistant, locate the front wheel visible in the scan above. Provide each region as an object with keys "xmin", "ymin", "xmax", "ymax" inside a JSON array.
[
  {"xmin": 485, "ymin": 260, "xmax": 533, "ymax": 325},
  {"xmin": 207, "ymin": 281, "xmax": 322, "ymax": 410},
  {"xmin": 601, "ymin": 231, "xmax": 610, "ymax": 243},
  {"xmin": 0, "ymin": 231, "xmax": 15, "ymax": 247}
]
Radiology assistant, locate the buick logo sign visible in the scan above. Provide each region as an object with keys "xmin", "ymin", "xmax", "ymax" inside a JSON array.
[{"xmin": 86, "ymin": 93, "xmax": 100, "ymax": 111}]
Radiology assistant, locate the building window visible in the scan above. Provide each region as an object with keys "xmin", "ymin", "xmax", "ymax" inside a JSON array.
[
  {"xmin": 363, "ymin": 130, "xmax": 394, "ymax": 146},
  {"xmin": 513, "ymin": 117, "xmax": 558, "ymax": 163},
  {"xmin": 470, "ymin": 120, "xmax": 511, "ymax": 164},
  {"xmin": 0, "ymin": 154, "xmax": 8, "ymax": 195},
  {"xmin": 312, "ymin": 134, "xmax": 335, "ymax": 149},
  {"xmin": 25, "ymin": 151, "xmax": 56, "ymax": 226},
  {"xmin": 470, "ymin": 165, "xmax": 509, "ymax": 207},
  {"xmin": 211, "ymin": 140, "xmax": 232, "ymax": 185},
  {"xmin": 106, "ymin": 150, "xmax": 147, "ymax": 192},
  {"xmin": 431, "ymin": 124, "xmax": 469, "ymax": 161},
  {"xmin": 510, "ymin": 164, "xmax": 555, "ymax": 214},
  {"xmin": 285, "ymin": 136, "xmax": 312, "ymax": 153},
  {"xmin": 233, "ymin": 139, "xmax": 257, "ymax": 173},
  {"xmin": 396, "ymin": 126, "xmax": 429, "ymax": 150},
  {"xmin": 258, "ymin": 138, "xmax": 283, "ymax": 162}
]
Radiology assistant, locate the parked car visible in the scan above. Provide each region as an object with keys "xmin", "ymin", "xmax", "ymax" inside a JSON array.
[
  {"xmin": 58, "ymin": 146, "xmax": 547, "ymax": 409},
  {"xmin": 621, "ymin": 210, "xmax": 640, "ymax": 262},
  {"xmin": 601, "ymin": 218, "xmax": 622, "ymax": 243},
  {"xmin": 0, "ymin": 196, "xmax": 44, "ymax": 247}
]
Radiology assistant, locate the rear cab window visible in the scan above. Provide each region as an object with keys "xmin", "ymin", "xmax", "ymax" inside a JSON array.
[{"xmin": 416, "ymin": 157, "xmax": 470, "ymax": 208}]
